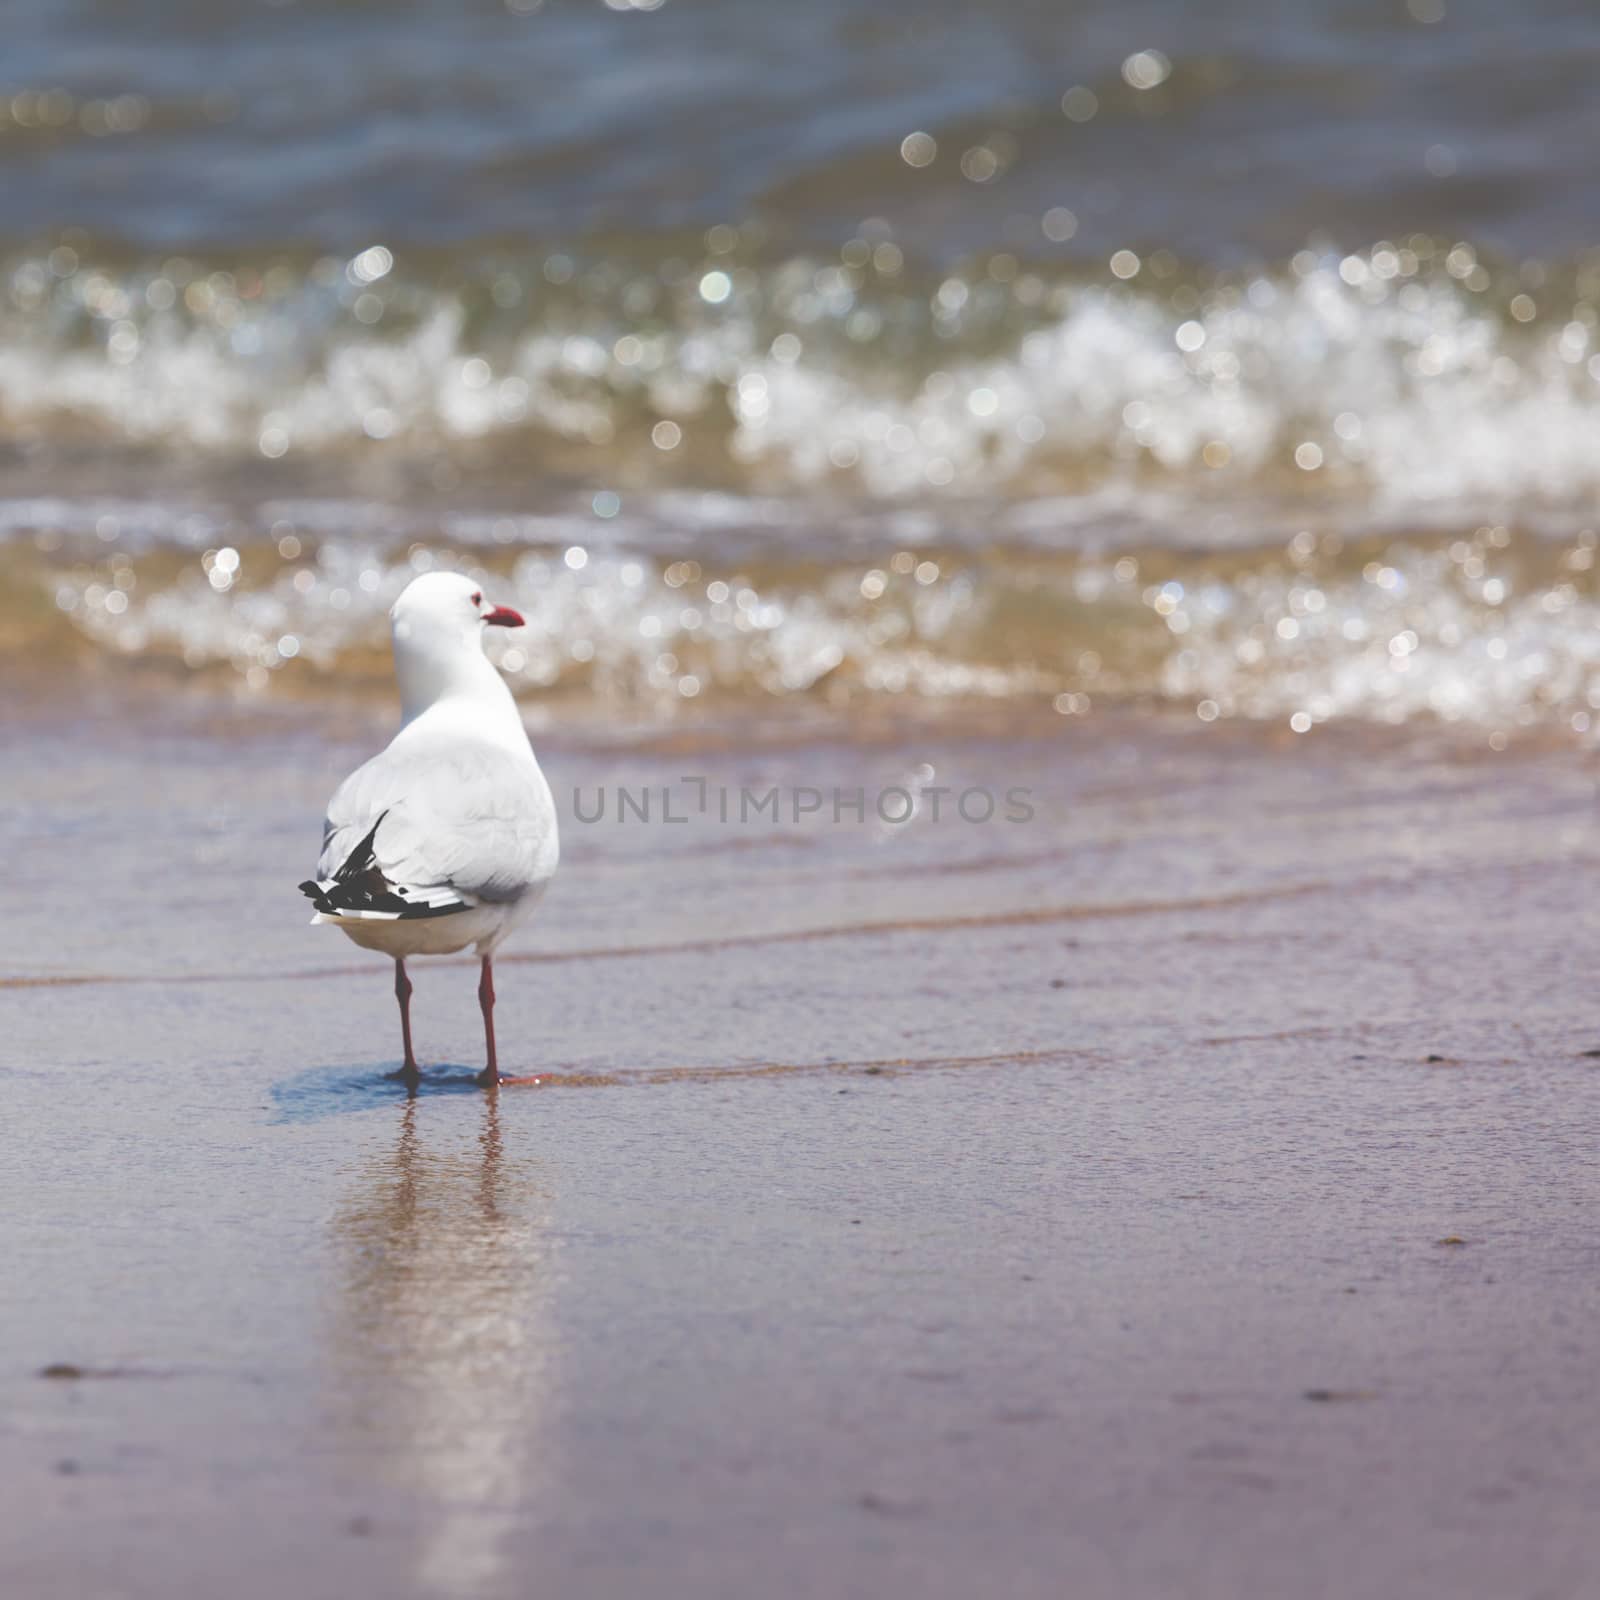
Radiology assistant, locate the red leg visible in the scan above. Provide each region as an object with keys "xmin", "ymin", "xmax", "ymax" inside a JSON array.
[
  {"xmin": 476, "ymin": 955, "xmax": 498, "ymax": 1086},
  {"xmin": 394, "ymin": 958, "xmax": 418, "ymax": 1080}
]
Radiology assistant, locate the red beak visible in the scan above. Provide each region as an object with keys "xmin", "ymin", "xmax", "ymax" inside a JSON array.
[{"xmin": 483, "ymin": 605, "xmax": 525, "ymax": 628}]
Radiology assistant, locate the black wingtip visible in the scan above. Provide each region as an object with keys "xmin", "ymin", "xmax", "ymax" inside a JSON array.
[
  {"xmin": 299, "ymin": 810, "xmax": 467, "ymax": 922},
  {"xmin": 298, "ymin": 811, "xmax": 388, "ymax": 914},
  {"xmin": 333, "ymin": 813, "xmax": 388, "ymax": 883},
  {"xmin": 299, "ymin": 879, "xmax": 335, "ymax": 913}
]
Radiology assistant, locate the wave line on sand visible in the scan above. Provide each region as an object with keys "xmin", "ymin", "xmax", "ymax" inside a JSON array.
[
  {"xmin": 494, "ymin": 1045, "xmax": 1098, "ymax": 1091},
  {"xmin": 1, "ymin": 872, "xmax": 1384, "ymax": 991}
]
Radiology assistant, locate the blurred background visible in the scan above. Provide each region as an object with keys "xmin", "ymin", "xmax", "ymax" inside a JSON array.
[{"xmin": 7, "ymin": 0, "xmax": 1600, "ymax": 737}]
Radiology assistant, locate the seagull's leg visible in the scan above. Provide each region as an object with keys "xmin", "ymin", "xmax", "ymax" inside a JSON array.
[
  {"xmin": 476, "ymin": 955, "xmax": 499, "ymax": 1087},
  {"xmin": 394, "ymin": 957, "xmax": 419, "ymax": 1083}
]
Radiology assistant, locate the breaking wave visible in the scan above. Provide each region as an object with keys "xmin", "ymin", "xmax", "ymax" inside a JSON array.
[{"xmin": 4, "ymin": 239, "xmax": 1600, "ymax": 520}]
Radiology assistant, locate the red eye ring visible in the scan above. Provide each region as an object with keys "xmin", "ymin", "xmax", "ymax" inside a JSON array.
[{"xmin": 471, "ymin": 590, "xmax": 483, "ymax": 606}]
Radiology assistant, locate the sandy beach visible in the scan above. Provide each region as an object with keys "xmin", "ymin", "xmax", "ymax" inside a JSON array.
[{"xmin": 5, "ymin": 705, "xmax": 1600, "ymax": 1599}]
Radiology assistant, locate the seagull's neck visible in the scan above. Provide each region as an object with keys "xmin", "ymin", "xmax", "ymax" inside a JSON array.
[{"xmin": 395, "ymin": 646, "xmax": 532, "ymax": 759}]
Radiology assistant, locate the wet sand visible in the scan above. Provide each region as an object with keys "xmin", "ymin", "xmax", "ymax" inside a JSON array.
[{"xmin": 4, "ymin": 707, "xmax": 1600, "ymax": 1599}]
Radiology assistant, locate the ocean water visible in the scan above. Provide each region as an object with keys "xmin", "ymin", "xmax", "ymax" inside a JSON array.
[{"xmin": 6, "ymin": 0, "xmax": 1600, "ymax": 734}]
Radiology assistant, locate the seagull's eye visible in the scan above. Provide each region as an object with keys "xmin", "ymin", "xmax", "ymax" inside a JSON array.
[{"xmin": 470, "ymin": 591, "xmax": 483, "ymax": 607}]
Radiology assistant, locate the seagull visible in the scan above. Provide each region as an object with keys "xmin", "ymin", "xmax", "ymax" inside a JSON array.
[{"xmin": 299, "ymin": 571, "xmax": 559, "ymax": 1086}]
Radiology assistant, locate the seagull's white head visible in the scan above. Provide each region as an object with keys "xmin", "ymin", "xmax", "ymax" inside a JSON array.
[{"xmin": 390, "ymin": 571, "xmax": 524, "ymax": 719}]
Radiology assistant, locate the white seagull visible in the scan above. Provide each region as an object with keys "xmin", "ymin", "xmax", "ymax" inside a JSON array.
[{"xmin": 299, "ymin": 572, "xmax": 559, "ymax": 1086}]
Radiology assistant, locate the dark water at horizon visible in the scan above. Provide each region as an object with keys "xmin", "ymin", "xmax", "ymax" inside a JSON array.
[
  {"xmin": 5, "ymin": 0, "xmax": 1600, "ymax": 735},
  {"xmin": 8, "ymin": 0, "xmax": 1600, "ymax": 262}
]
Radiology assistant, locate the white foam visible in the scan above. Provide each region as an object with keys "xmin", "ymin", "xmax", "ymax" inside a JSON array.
[
  {"xmin": 5, "ymin": 248, "xmax": 1600, "ymax": 520},
  {"xmin": 48, "ymin": 526, "xmax": 1600, "ymax": 738}
]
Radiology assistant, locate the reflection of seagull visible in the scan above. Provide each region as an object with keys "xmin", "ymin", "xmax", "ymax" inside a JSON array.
[
  {"xmin": 329, "ymin": 1096, "xmax": 555, "ymax": 1598},
  {"xmin": 299, "ymin": 572, "xmax": 560, "ymax": 1084}
]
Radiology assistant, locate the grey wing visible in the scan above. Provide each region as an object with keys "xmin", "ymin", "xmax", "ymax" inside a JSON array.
[{"xmin": 317, "ymin": 741, "xmax": 557, "ymax": 907}]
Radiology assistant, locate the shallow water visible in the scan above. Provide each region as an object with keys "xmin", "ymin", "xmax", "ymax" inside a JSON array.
[{"xmin": 19, "ymin": 519, "xmax": 1600, "ymax": 737}]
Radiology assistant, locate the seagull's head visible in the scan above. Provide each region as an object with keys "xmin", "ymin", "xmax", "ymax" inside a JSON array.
[
  {"xmin": 391, "ymin": 571, "xmax": 524, "ymax": 645},
  {"xmin": 390, "ymin": 572, "xmax": 524, "ymax": 711}
]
